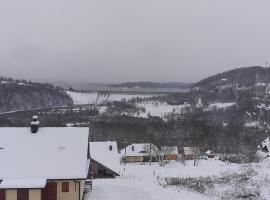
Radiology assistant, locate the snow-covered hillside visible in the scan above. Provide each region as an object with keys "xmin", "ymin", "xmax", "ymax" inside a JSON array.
[{"xmin": 67, "ymin": 91, "xmax": 154, "ymax": 105}]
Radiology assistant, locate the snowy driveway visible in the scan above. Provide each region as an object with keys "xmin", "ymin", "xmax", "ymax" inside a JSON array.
[
  {"xmin": 87, "ymin": 180, "xmax": 154, "ymax": 200},
  {"xmin": 85, "ymin": 178, "xmax": 209, "ymax": 200}
]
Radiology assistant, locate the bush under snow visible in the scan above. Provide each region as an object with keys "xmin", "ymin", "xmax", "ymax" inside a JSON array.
[{"xmin": 163, "ymin": 166, "xmax": 264, "ymax": 200}]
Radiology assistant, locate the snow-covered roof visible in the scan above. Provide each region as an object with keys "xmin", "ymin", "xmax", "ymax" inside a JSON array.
[
  {"xmin": 259, "ymin": 137, "xmax": 270, "ymax": 149},
  {"xmin": 183, "ymin": 147, "xmax": 200, "ymax": 155},
  {"xmin": 161, "ymin": 146, "xmax": 178, "ymax": 155},
  {"xmin": 0, "ymin": 179, "xmax": 46, "ymax": 189},
  {"xmin": 120, "ymin": 143, "xmax": 159, "ymax": 157},
  {"xmin": 90, "ymin": 141, "xmax": 120, "ymax": 175},
  {"xmin": 205, "ymin": 150, "xmax": 214, "ymax": 155},
  {"xmin": 0, "ymin": 127, "xmax": 89, "ymax": 188}
]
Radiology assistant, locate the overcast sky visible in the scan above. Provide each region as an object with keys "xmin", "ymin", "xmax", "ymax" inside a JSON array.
[{"xmin": 0, "ymin": 0, "xmax": 270, "ymax": 83}]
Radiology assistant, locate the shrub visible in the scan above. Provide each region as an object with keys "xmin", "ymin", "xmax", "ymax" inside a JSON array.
[{"xmin": 163, "ymin": 166, "xmax": 264, "ymax": 199}]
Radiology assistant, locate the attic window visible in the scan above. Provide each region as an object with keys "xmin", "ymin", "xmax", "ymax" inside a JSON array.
[
  {"xmin": 109, "ymin": 145, "xmax": 113, "ymax": 151},
  {"xmin": 262, "ymin": 146, "xmax": 269, "ymax": 153}
]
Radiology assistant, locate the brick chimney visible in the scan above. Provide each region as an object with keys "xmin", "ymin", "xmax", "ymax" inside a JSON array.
[{"xmin": 30, "ymin": 115, "xmax": 40, "ymax": 134}]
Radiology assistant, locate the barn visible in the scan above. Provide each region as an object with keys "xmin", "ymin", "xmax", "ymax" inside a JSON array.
[{"xmin": 0, "ymin": 125, "xmax": 90, "ymax": 200}]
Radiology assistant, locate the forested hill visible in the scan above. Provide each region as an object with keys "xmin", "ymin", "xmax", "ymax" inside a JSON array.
[
  {"xmin": 194, "ymin": 66, "xmax": 270, "ymax": 90},
  {"xmin": 0, "ymin": 77, "xmax": 72, "ymax": 112}
]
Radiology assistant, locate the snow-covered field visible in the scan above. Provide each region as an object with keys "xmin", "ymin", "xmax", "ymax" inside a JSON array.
[
  {"xmin": 86, "ymin": 159, "xmax": 270, "ymax": 200},
  {"xmin": 137, "ymin": 102, "xmax": 191, "ymax": 118},
  {"xmin": 67, "ymin": 91, "xmax": 154, "ymax": 105},
  {"xmin": 67, "ymin": 91, "xmax": 192, "ymax": 119},
  {"xmin": 205, "ymin": 102, "xmax": 236, "ymax": 111},
  {"xmin": 245, "ymin": 121, "xmax": 260, "ymax": 128}
]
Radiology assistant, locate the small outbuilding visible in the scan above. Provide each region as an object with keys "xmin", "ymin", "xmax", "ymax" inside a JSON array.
[{"xmin": 205, "ymin": 150, "xmax": 215, "ymax": 159}]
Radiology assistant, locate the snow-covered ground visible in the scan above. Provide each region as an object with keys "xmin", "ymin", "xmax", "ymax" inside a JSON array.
[
  {"xmin": 245, "ymin": 121, "xmax": 260, "ymax": 128},
  {"xmin": 67, "ymin": 91, "xmax": 154, "ymax": 105},
  {"xmin": 86, "ymin": 161, "xmax": 212, "ymax": 200},
  {"xmin": 137, "ymin": 102, "xmax": 191, "ymax": 118},
  {"xmin": 205, "ymin": 102, "xmax": 236, "ymax": 111},
  {"xmin": 86, "ymin": 178, "xmax": 208, "ymax": 200},
  {"xmin": 86, "ymin": 159, "xmax": 270, "ymax": 200}
]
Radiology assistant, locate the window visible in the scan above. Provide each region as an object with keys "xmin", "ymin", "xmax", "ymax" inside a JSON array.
[
  {"xmin": 109, "ymin": 145, "xmax": 113, "ymax": 151},
  {"xmin": 62, "ymin": 182, "xmax": 69, "ymax": 193},
  {"xmin": 132, "ymin": 146, "xmax": 135, "ymax": 151}
]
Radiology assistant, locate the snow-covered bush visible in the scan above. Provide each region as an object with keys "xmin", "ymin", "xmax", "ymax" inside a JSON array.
[
  {"xmin": 220, "ymin": 184, "xmax": 261, "ymax": 200},
  {"xmin": 163, "ymin": 165, "xmax": 264, "ymax": 199},
  {"xmin": 164, "ymin": 176, "xmax": 215, "ymax": 193}
]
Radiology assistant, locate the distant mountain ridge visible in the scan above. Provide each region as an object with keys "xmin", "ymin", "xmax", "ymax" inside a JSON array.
[
  {"xmin": 0, "ymin": 77, "xmax": 72, "ymax": 112},
  {"xmin": 110, "ymin": 81, "xmax": 192, "ymax": 89},
  {"xmin": 194, "ymin": 66, "xmax": 270, "ymax": 90}
]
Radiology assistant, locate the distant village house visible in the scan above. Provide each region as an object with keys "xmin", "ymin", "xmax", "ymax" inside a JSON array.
[
  {"xmin": 183, "ymin": 147, "xmax": 200, "ymax": 160},
  {"xmin": 205, "ymin": 150, "xmax": 215, "ymax": 159},
  {"xmin": 161, "ymin": 146, "xmax": 179, "ymax": 161},
  {"xmin": 120, "ymin": 143, "xmax": 159, "ymax": 163}
]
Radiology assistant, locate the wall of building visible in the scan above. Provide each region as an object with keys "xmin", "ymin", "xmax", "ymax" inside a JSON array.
[
  {"xmin": 56, "ymin": 181, "xmax": 79, "ymax": 200},
  {"xmin": 125, "ymin": 156, "xmax": 143, "ymax": 162},
  {"xmin": 6, "ymin": 190, "xmax": 17, "ymax": 200},
  {"xmin": 2, "ymin": 180, "xmax": 85, "ymax": 200},
  {"xmin": 164, "ymin": 155, "xmax": 178, "ymax": 160},
  {"xmin": 29, "ymin": 189, "xmax": 41, "ymax": 200},
  {"xmin": 79, "ymin": 180, "xmax": 85, "ymax": 200},
  {"xmin": 4, "ymin": 189, "xmax": 41, "ymax": 200}
]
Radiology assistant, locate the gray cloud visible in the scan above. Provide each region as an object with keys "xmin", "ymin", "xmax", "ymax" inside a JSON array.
[{"xmin": 0, "ymin": 0, "xmax": 270, "ymax": 83}]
